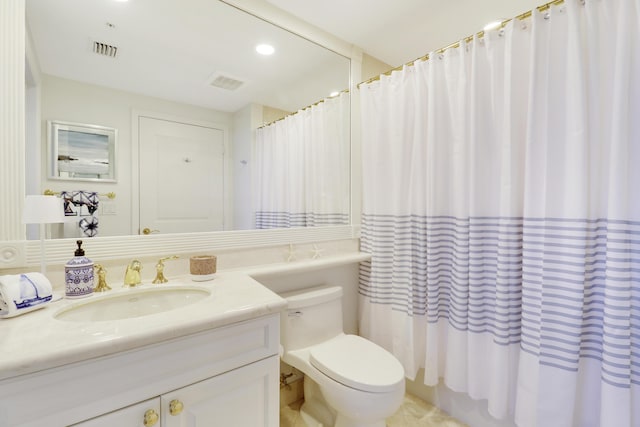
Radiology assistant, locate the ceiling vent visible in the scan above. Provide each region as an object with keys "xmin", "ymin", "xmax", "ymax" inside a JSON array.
[
  {"xmin": 93, "ymin": 41, "xmax": 118, "ymax": 58},
  {"xmin": 207, "ymin": 73, "xmax": 245, "ymax": 91}
]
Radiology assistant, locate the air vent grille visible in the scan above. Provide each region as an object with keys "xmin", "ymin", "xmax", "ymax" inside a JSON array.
[
  {"xmin": 208, "ymin": 74, "xmax": 245, "ymax": 91},
  {"xmin": 93, "ymin": 41, "xmax": 118, "ymax": 58}
]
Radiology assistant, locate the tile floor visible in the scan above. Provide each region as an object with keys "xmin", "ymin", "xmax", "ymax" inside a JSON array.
[{"xmin": 280, "ymin": 393, "xmax": 469, "ymax": 427}]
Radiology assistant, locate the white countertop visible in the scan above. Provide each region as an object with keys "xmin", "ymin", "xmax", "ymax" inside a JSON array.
[
  {"xmin": 0, "ymin": 272, "xmax": 286, "ymax": 382},
  {"xmin": 233, "ymin": 251, "xmax": 371, "ymax": 277},
  {"xmin": 0, "ymin": 252, "xmax": 371, "ymax": 382}
]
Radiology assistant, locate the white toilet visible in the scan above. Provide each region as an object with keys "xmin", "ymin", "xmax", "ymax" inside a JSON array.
[{"xmin": 280, "ymin": 285, "xmax": 405, "ymax": 427}]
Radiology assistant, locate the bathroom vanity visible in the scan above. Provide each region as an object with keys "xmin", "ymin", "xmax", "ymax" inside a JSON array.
[{"xmin": 0, "ymin": 273, "xmax": 286, "ymax": 427}]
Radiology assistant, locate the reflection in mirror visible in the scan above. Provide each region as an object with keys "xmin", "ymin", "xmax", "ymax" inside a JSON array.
[
  {"xmin": 25, "ymin": 0, "xmax": 350, "ymax": 239},
  {"xmin": 48, "ymin": 120, "xmax": 117, "ymax": 182},
  {"xmin": 254, "ymin": 92, "xmax": 350, "ymax": 229}
]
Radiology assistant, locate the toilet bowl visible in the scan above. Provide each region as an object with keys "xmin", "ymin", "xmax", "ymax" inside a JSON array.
[{"xmin": 280, "ymin": 285, "xmax": 405, "ymax": 427}]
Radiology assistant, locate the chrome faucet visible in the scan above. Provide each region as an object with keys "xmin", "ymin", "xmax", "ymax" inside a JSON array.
[
  {"xmin": 152, "ymin": 255, "xmax": 179, "ymax": 284},
  {"xmin": 124, "ymin": 260, "xmax": 143, "ymax": 287}
]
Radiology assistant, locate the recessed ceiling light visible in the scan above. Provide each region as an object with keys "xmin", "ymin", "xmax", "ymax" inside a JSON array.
[
  {"xmin": 329, "ymin": 91, "xmax": 340, "ymax": 97},
  {"xmin": 483, "ymin": 20, "xmax": 503, "ymax": 32},
  {"xmin": 256, "ymin": 44, "xmax": 275, "ymax": 56}
]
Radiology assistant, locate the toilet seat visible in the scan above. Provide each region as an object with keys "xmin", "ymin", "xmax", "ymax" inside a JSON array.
[{"xmin": 309, "ymin": 334, "xmax": 404, "ymax": 393}]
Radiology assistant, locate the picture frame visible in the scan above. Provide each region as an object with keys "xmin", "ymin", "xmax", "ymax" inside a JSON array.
[{"xmin": 48, "ymin": 120, "xmax": 117, "ymax": 182}]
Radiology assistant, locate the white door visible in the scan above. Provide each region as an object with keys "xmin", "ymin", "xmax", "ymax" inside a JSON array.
[
  {"xmin": 139, "ymin": 117, "xmax": 225, "ymax": 234},
  {"xmin": 161, "ymin": 356, "xmax": 279, "ymax": 427}
]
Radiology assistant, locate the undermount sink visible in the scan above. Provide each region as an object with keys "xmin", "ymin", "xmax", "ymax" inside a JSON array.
[{"xmin": 54, "ymin": 286, "xmax": 211, "ymax": 322}]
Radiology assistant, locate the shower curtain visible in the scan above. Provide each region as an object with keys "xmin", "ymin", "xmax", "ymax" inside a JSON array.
[
  {"xmin": 358, "ymin": 1, "xmax": 639, "ymax": 426},
  {"xmin": 254, "ymin": 92, "xmax": 350, "ymax": 228}
]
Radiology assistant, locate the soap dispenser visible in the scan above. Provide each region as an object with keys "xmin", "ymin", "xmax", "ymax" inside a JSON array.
[{"xmin": 65, "ymin": 240, "xmax": 94, "ymax": 298}]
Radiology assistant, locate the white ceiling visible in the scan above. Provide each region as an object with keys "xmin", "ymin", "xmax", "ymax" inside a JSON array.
[
  {"xmin": 265, "ymin": 0, "xmax": 545, "ymax": 67},
  {"xmin": 27, "ymin": 0, "xmax": 547, "ymax": 114},
  {"xmin": 26, "ymin": 0, "xmax": 350, "ymax": 113}
]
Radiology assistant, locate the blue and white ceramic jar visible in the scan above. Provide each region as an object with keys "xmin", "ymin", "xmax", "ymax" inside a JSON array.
[{"xmin": 65, "ymin": 240, "xmax": 94, "ymax": 298}]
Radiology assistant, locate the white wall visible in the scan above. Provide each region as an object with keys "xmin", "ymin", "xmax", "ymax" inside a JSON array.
[
  {"xmin": 39, "ymin": 74, "xmax": 232, "ymax": 237},
  {"xmin": 232, "ymin": 103, "xmax": 263, "ymax": 230}
]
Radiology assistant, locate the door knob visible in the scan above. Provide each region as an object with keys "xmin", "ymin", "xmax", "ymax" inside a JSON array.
[
  {"xmin": 143, "ymin": 409, "xmax": 159, "ymax": 427},
  {"xmin": 142, "ymin": 227, "xmax": 160, "ymax": 235},
  {"xmin": 169, "ymin": 399, "xmax": 184, "ymax": 416}
]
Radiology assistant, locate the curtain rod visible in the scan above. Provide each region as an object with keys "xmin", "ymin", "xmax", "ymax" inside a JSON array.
[
  {"xmin": 357, "ymin": 0, "xmax": 565, "ymax": 89},
  {"xmin": 257, "ymin": 88, "xmax": 349, "ymax": 129}
]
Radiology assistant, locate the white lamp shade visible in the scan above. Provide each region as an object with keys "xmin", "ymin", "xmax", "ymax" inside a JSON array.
[{"xmin": 23, "ymin": 195, "xmax": 66, "ymax": 224}]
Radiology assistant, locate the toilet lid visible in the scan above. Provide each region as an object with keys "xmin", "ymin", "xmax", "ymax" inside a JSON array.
[{"xmin": 309, "ymin": 335, "xmax": 404, "ymax": 393}]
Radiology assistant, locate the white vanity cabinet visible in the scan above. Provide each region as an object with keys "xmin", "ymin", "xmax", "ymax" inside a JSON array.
[
  {"xmin": 71, "ymin": 398, "xmax": 160, "ymax": 426},
  {"xmin": 161, "ymin": 356, "xmax": 277, "ymax": 426},
  {"xmin": 0, "ymin": 314, "xmax": 280, "ymax": 427},
  {"xmin": 72, "ymin": 356, "xmax": 278, "ymax": 427}
]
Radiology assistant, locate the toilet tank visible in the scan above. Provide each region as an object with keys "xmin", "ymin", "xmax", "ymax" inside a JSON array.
[{"xmin": 280, "ymin": 285, "xmax": 344, "ymax": 352}]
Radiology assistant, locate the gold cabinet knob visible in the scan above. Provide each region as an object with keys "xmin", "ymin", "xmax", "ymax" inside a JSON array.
[
  {"xmin": 169, "ymin": 399, "xmax": 184, "ymax": 416},
  {"xmin": 142, "ymin": 227, "xmax": 160, "ymax": 235},
  {"xmin": 143, "ymin": 409, "xmax": 159, "ymax": 427}
]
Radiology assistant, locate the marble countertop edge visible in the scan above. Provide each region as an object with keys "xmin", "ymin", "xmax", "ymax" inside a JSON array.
[
  {"xmin": 0, "ymin": 252, "xmax": 369, "ymax": 382},
  {"xmin": 0, "ymin": 273, "xmax": 286, "ymax": 382}
]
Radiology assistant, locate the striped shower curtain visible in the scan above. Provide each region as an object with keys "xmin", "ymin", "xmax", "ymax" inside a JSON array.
[
  {"xmin": 358, "ymin": 1, "xmax": 639, "ymax": 426},
  {"xmin": 254, "ymin": 92, "xmax": 350, "ymax": 228}
]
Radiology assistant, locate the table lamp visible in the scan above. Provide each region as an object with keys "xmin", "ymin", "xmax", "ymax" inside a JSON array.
[{"xmin": 23, "ymin": 195, "xmax": 66, "ymax": 275}]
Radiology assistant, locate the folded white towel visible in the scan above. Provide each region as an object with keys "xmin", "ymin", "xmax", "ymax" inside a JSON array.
[{"xmin": 0, "ymin": 273, "xmax": 53, "ymax": 318}]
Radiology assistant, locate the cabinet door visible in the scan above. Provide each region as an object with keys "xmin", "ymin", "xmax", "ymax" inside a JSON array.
[
  {"xmin": 70, "ymin": 397, "xmax": 161, "ymax": 427},
  {"xmin": 161, "ymin": 355, "xmax": 279, "ymax": 427}
]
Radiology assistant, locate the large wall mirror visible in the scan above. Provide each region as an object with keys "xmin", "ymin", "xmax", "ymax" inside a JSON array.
[{"xmin": 25, "ymin": 0, "xmax": 351, "ymax": 240}]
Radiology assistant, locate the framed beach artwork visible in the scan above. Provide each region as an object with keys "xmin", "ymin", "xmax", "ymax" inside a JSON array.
[{"xmin": 48, "ymin": 120, "xmax": 117, "ymax": 182}]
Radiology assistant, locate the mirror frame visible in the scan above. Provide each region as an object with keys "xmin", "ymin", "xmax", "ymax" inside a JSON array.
[{"xmin": 0, "ymin": 0, "xmax": 364, "ymax": 269}]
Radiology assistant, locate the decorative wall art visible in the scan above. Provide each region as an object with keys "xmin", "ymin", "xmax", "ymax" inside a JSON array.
[{"xmin": 48, "ymin": 120, "xmax": 116, "ymax": 182}]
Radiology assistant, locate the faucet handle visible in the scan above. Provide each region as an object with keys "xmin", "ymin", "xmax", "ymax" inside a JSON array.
[
  {"xmin": 152, "ymin": 255, "xmax": 179, "ymax": 284},
  {"xmin": 159, "ymin": 255, "xmax": 179, "ymax": 263}
]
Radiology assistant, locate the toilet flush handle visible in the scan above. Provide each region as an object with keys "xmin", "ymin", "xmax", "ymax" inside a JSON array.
[{"xmin": 288, "ymin": 310, "xmax": 303, "ymax": 317}]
